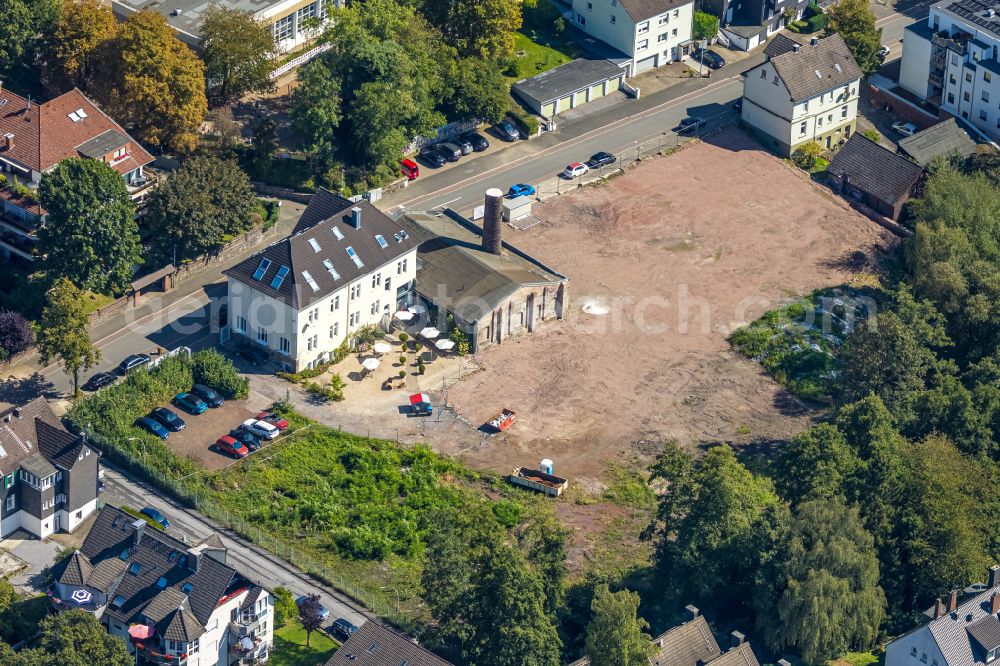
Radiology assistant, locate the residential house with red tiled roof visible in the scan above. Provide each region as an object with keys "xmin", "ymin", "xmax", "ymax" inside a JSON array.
[{"xmin": 0, "ymin": 85, "xmax": 155, "ymax": 266}]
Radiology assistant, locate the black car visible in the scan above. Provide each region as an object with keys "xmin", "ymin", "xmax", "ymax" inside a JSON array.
[
  {"xmin": 237, "ymin": 345, "xmax": 270, "ymax": 366},
  {"xmin": 332, "ymin": 618, "xmax": 359, "ymax": 639},
  {"xmin": 692, "ymin": 48, "xmax": 726, "ymax": 69},
  {"xmin": 151, "ymin": 407, "xmax": 186, "ymax": 432},
  {"xmin": 83, "ymin": 372, "xmax": 115, "ymax": 391},
  {"xmin": 229, "ymin": 428, "xmax": 262, "ymax": 451},
  {"xmin": 434, "ymin": 142, "xmax": 462, "ymax": 162},
  {"xmin": 586, "ymin": 151, "xmax": 617, "ymax": 169},
  {"xmin": 119, "ymin": 354, "xmax": 152, "ymax": 374},
  {"xmin": 419, "ymin": 147, "xmax": 446, "ymax": 168},
  {"xmin": 191, "ymin": 383, "xmax": 224, "ymax": 407},
  {"xmin": 676, "ymin": 115, "xmax": 704, "ymax": 134},
  {"xmin": 461, "ymin": 132, "xmax": 490, "ymax": 152},
  {"xmin": 495, "ymin": 120, "xmax": 519, "ymax": 141}
]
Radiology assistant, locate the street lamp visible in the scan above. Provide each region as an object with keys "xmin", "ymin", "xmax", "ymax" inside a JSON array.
[
  {"xmin": 126, "ymin": 437, "xmax": 147, "ymax": 462},
  {"xmin": 381, "ymin": 586, "xmax": 401, "ymax": 615}
]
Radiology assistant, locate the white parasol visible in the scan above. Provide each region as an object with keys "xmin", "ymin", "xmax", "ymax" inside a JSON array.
[
  {"xmin": 420, "ymin": 327, "xmax": 440, "ymax": 339},
  {"xmin": 361, "ymin": 357, "xmax": 381, "ymax": 371},
  {"xmin": 373, "ymin": 342, "xmax": 392, "ymax": 355},
  {"xmin": 409, "ymin": 304, "xmax": 427, "ymax": 314},
  {"xmin": 394, "ymin": 310, "xmax": 414, "ymax": 322},
  {"xmin": 435, "ymin": 339, "xmax": 455, "ymax": 350}
]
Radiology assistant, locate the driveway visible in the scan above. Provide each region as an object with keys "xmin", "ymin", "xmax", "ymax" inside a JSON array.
[{"xmin": 1, "ymin": 530, "xmax": 61, "ymax": 593}]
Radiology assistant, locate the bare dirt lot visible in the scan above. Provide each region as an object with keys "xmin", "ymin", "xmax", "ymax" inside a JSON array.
[{"xmin": 443, "ymin": 128, "xmax": 895, "ymax": 481}]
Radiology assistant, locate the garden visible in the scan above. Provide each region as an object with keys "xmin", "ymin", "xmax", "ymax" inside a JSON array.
[{"xmin": 511, "ymin": 0, "xmax": 582, "ymax": 81}]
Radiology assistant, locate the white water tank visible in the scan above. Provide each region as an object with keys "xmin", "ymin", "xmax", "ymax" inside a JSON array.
[{"xmin": 540, "ymin": 459, "xmax": 554, "ymax": 474}]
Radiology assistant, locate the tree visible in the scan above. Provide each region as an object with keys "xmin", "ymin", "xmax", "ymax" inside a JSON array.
[
  {"xmin": 143, "ymin": 156, "xmax": 256, "ymax": 262},
  {"xmin": 36, "ymin": 279, "xmax": 100, "ymax": 398},
  {"xmin": 252, "ymin": 118, "xmax": 279, "ymax": 160},
  {"xmin": 93, "ymin": 10, "xmax": 207, "ymax": 153},
  {"xmin": 201, "ymin": 6, "xmax": 276, "ymax": 106},
  {"xmin": 0, "ymin": 0, "xmax": 37, "ymax": 83},
  {"xmin": 17, "ymin": 610, "xmax": 132, "ymax": 666},
  {"xmin": 584, "ymin": 585, "xmax": 654, "ymax": 666},
  {"xmin": 775, "ymin": 424, "xmax": 859, "ymax": 504},
  {"xmin": 45, "ymin": 0, "xmax": 118, "ymax": 89},
  {"xmin": 290, "ymin": 57, "xmax": 342, "ymax": 164},
  {"xmin": 693, "ymin": 11, "xmax": 720, "ymax": 40},
  {"xmin": 792, "ymin": 141, "xmax": 822, "ymax": 170},
  {"xmin": 297, "ymin": 594, "xmax": 324, "ymax": 646},
  {"xmin": 755, "ymin": 498, "xmax": 884, "ymax": 666},
  {"xmin": 442, "ymin": 57, "xmax": 510, "ymax": 123},
  {"xmin": 420, "ymin": 0, "xmax": 523, "ymax": 60},
  {"xmin": 273, "ymin": 587, "xmax": 298, "ymax": 628},
  {"xmin": 518, "ymin": 507, "xmax": 569, "ymax": 615},
  {"xmin": 38, "ymin": 158, "xmax": 141, "ymax": 296},
  {"xmin": 0, "ymin": 310, "xmax": 34, "ymax": 360},
  {"xmin": 825, "ymin": 0, "xmax": 883, "ymax": 76}
]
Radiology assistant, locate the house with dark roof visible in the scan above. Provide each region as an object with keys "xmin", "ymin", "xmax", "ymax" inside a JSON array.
[
  {"xmin": 569, "ymin": 605, "xmax": 762, "ymax": 666},
  {"xmin": 51, "ymin": 504, "xmax": 273, "ymax": 666},
  {"xmin": 714, "ymin": 0, "xmax": 811, "ymax": 52},
  {"xmin": 323, "ymin": 622, "xmax": 452, "ymax": 666},
  {"xmin": 568, "ymin": 0, "xmax": 697, "ymax": 75},
  {"xmin": 827, "ymin": 133, "xmax": 925, "ymax": 220},
  {"xmin": 0, "ymin": 397, "xmax": 99, "ymax": 539},
  {"xmin": 224, "ymin": 188, "xmax": 421, "ymax": 372},
  {"xmin": 886, "ymin": 565, "xmax": 1000, "ymax": 666},
  {"xmin": 740, "ymin": 34, "xmax": 863, "ymax": 155},
  {"xmin": 0, "ymin": 85, "xmax": 155, "ymax": 266},
  {"xmin": 897, "ymin": 118, "xmax": 980, "ymax": 166}
]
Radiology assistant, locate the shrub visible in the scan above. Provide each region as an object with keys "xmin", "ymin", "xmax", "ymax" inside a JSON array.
[
  {"xmin": 191, "ymin": 349, "xmax": 249, "ymax": 399},
  {"xmin": 273, "ymin": 587, "xmax": 298, "ymax": 628},
  {"xmin": 788, "ymin": 20, "xmax": 807, "ymax": 32},
  {"xmin": 398, "ymin": 332, "xmax": 409, "ymax": 343},
  {"xmin": 803, "ymin": 2, "xmax": 822, "ymax": 17},
  {"xmin": 418, "ymin": 363, "xmax": 426, "ymax": 375},
  {"xmin": 449, "ymin": 327, "xmax": 470, "ymax": 356},
  {"xmin": 352, "ymin": 324, "xmax": 383, "ymax": 347},
  {"xmin": 862, "ymin": 129, "xmax": 881, "ymax": 143},
  {"xmin": 806, "ymin": 12, "xmax": 828, "ymax": 31},
  {"xmin": 304, "ymin": 381, "xmax": 343, "ymax": 401},
  {"xmin": 507, "ymin": 109, "xmax": 538, "ymax": 138},
  {"xmin": 398, "ymin": 370, "xmax": 406, "ymax": 379},
  {"xmin": 399, "ymin": 355, "xmax": 407, "ymax": 366},
  {"xmin": 792, "ymin": 142, "xmax": 822, "ymax": 170},
  {"xmin": 693, "ymin": 11, "xmax": 720, "ymax": 40},
  {"xmin": 414, "ymin": 342, "xmax": 423, "ymax": 353}
]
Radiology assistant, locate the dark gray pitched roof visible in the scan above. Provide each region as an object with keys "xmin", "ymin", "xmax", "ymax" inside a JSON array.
[
  {"xmin": 769, "ymin": 34, "xmax": 863, "ymax": 102},
  {"xmin": 36, "ymin": 418, "xmax": 88, "ymax": 470},
  {"xmin": 924, "ymin": 584, "xmax": 1000, "ymax": 666},
  {"xmin": 163, "ymin": 607, "xmax": 206, "ymax": 643},
  {"xmin": 324, "ymin": 622, "xmax": 452, "ymax": 666},
  {"xmin": 764, "ymin": 34, "xmax": 800, "ymax": 59},
  {"xmin": 897, "ymin": 118, "xmax": 979, "ymax": 166},
  {"xmin": 54, "ymin": 550, "xmax": 128, "ymax": 593},
  {"xmin": 705, "ymin": 643, "xmax": 761, "ymax": 666},
  {"xmin": 827, "ymin": 134, "xmax": 924, "ymax": 206},
  {"xmin": 57, "ymin": 551, "xmax": 93, "ymax": 586},
  {"xmin": 968, "ymin": 616, "xmax": 1000, "ymax": 654},
  {"xmin": 141, "ymin": 587, "xmax": 189, "ymax": 623},
  {"xmin": 619, "ymin": 0, "xmax": 692, "ymax": 21},
  {"xmin": 87, "ymin": 558, "xmax": 128, "ymax": 592},
  {"xmin": 224, "ymin": 189, "xmax": 420, "ymax": 310},
  {"xmin": 570, "ymin": 614, "xmax": 722, "ymax": 666},
  {"xmin": 0, "ymin": 397, "xmax": 83, "ymax": 476},
  {"xmin": 240, "ymin": 585, "xmax": 263, "ymax": 611}
]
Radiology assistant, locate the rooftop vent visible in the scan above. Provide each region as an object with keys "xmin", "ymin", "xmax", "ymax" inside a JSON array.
[
  {"xmin": 351, "ymin": 206, "xmax": 362, "ymax": 229},
  {"xmin": 792, "ymin": 43, "xmax": 801, "ymax": 52},
  {"xmin": 171, "ymin": 7, "xmax": 182, "ymax": 15}
]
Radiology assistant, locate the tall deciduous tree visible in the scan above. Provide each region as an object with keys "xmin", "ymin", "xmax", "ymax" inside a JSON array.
[
  {"xmin": 36, "ymin": 279, "xmax": 100, "ymax": 398},
  {"xmin": 0, "ymin": 310, "xmax": 35, "ymax": 360},
  {"xmin": 38, "ymin": 158, "xmax": 141, "ymax": 296},
  {"xmin": 15, "ymin": 610, "xmax": 132, "ymax": 666},
  {"xmin": 755, "ymin": 498, "xmax": 885, "ymax": 666},
  {"xmin": 825, "ymin": 0, "xmax": 883, "ymax": 75},
  {"xmin": 420, "ymin": 0, "xmax": 523, "ymax": 60},
  {"xmin": 201, "ymin": 6, "xmax": 276, "ymax": 106},
  {"xmin": 290, "ymin": 57, "xmax": 342, "ymax": 163},
  {"xmin": 775, "ymin": 424, "xmax": 859, "ymax": 505},
  {"xmin": 144, "ymin": 156, "xmax": 256, "ymax": 263},
  {"xmin": 584, "ymin": 585, "xmax": 654, "ymax": 666},
  {"xmin": 297, "ymin": 594, "xmax": 324, "ymax": 646},
  {"xmin": 442, "ymin": 57, "xmax": 510, "ymax": 123},
  {"xmin": 94, "ymin": 10, "xmax": 207, "ymax": 153},
  {"xmin": 45, "ymin": 0, "xmax": 118, "ymax": 89},
  {"xmin": 0, "ymin": 0, "xmax": 35, "ymax": 82}
]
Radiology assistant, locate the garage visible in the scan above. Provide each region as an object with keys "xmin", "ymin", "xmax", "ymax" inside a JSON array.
[
  {"xmin": 511, "ymin": 57, "xmax": 628, "ymax": 118},
  {"xmin": 634, "ymin": 55, "xmax": 657, "ymax": 74}
]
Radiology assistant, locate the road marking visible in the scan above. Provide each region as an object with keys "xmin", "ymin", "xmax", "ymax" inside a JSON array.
[{"xmin": 395, "ymin": 74, "xmax": 743, "ymax": 210}]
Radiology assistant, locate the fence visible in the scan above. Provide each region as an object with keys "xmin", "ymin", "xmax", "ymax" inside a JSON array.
[
  {"xmin": 532, "ymin": 107, "xmax": 738, "ymax": 201},
  {"xmin": 270, "ymin": 43, "xmax": 333, "ymax": 81}
]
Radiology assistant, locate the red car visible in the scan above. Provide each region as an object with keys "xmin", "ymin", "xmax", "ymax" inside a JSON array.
[
  {"xmin": 256, "ymin": 412, "xmax": 289, "ymax": 430},
  {"xmin": 399, "ymin": 158, "xmax": 419, "ymax": 180},
  {"xmin": 215, "ymin": 435, "xmax": 249, "ymax": 458}
]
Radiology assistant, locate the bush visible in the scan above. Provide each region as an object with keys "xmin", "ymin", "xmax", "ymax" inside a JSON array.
[
  {"xmin": 507, "ymin": 109, "xmax": 538, "ymax": 138},
  {"xmin": 792, "ymin": 142, "xmax": 822, "ymax": 170},
  {"xmin": 273, "ymin": 587, "xmax": 298, "ymax": 628},
  {"xmin": 398, "ymin": 370, "xmax": 406, "ymax": 379},
  {"xmin": 418, "ymin": 363, "xmax": 426, "ymax": 375},
  {"xmin": 806, "ymin": 12, "xmax": 828, "ymax": 31},
  {"xmin": 693, "ymin": 11, "xmax": 720, "ymax": 40},
  {"xmin": 304, "ymin": 381, "xmax": 344, "ymax": 402},
  {"xmin": 449, "ymin": 327, "xmax": 470, "ymax": 356},
  {"xmin": 191, "ymin": 349, "xmax": 249, "ymax": 399},
  {"xmin": 399, "ymin": 355, "xmax": 407, "ymax": 366},
  {"xmin": 398, "ymin": 332, "xmax": 409, "ymax": 343},
  {"xmin": 788, "ymin": 20, "xmax": 807, "ymax": 32},
  {"xmin": 862, "ymin": 129, "xmax": 881, "ymax": 143},
  {"xmin": 803, "ymin": 1, "xmax": 822, "ymax": 17}
]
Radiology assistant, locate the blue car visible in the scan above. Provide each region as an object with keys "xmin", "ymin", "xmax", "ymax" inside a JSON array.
[
  {"xmin": 139, "ymin": 507, "xmax": 170, "ymax": 529},
  {"xmin": 136, "ymin": 416, "xmax": 169, "ymax": 440},
  {"xmin": 174, "ymin": 392, "xmax": 208, "ymax": 415},
  {"xmin": 507, "ymin": 183, "xmax": 535, "ymax": 198}
]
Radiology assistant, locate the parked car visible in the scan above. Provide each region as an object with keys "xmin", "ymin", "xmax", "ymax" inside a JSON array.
[
  {"xmin": 173, "ymin": 392, "xmax": 208, "ymax": 415},
  {"xmin": 136, "ymin": 416, "xmax": 169, "ymax": 440},
  {"xmin": 495, "ymin": 120, "xmax": 519, "ymax": 141},
  {"xmin": 118, "ymin": 354, "xmax": 151, "ymax": 374},
  {"xmin": 507, "ymin": 183, "xmax": 536, "ymax": 198},
  {"xmin": 140, "ymin": 507, "xmax": 170, "ymax": 529},
  {"xmin": 229, "ymin": 428, "xmax": 262, "ymax": 452},
  {"xmin": 98, "ymin": 480, "xmax": 105, "ymax": 494},
  {"xmin": 331, "ymin": 618, "xmax": 358, "ymax": 639},
  {"xmin": 586, "ymin": 151, "xmax": 617, "ymax": 169},
  {"xmin": 190, "ymin": 384, "xmax": 224, "ymax": 408},
  {"xmin": 434, "ymin": 142, "xmax": 462, "ymax": 162},
  {"xmin": 242, "ymin": 418, "xmax": 280, "ymax": 440},
  {"xmin": 891, "ymin": 121, "xmax": 917, "ymax": 136},
  {"xmin": 297, "ymin": 596, "xmax": 331, "ymax": 621},
  {"xmin": 256, "ymin": 412, "xmax": 289, "ymax": 430},
  {"xmin": 878, "ymin": 44, "xmax": 891, "ymax": 60},
  {"xmin": 692, "ymin": 47, "xmax": 726, "ymax": 69},
  {"xmin": 461, "ymin": 132, "xmax": 490, "ymax": 151},
  {"xmin": 83, "ymin": 372, "xmax": 115, "ymax": 391},
  {"xmin": 562, "ymin": 162, "xmax": 589, "ymax": 179},
  {"xmin": 418, "ymin": 147, "xmax": 446, "ymax": 168},
  {"xmin": 453, "ymin": 136, "xmax": 474, "ymax": 155},
  {"xmin": 677, "ymin": 115, "xmax": 704, "ymax": 134},
  {"xmin": 237, "ymin": 345, "xmax": 269, "ymax": 366},
  {"xmin": 399, "ymin": 158, "xmax": 419, "ymax": 180},
  {"xmin": 215, "ymin": 435, "xmax": 249, "ymax": 459},
  {"xmin": 151, "ymin": 407, "xmax": 185, "ymax": 432}
]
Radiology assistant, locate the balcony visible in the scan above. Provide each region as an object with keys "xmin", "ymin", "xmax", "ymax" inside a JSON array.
[
  {"xmin": 133, "ymin": 642, "xmax": 189, "ymax": 665},
  {"xmin": 127, "ymin": 170, "xmax": 159, "ymax": 200},
  {"xmin": 932, "ymin": 32, "xmax": 968, "ymax": 55},
  {"xmin": 228, "ymin": 632, "xmax": 269, "ymax": 664},
  {"xmin": 231, "ymin": 609, "xmax": 269, "ymax": 638}
]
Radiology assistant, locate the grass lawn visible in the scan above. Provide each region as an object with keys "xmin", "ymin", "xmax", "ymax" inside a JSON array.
[
  {"xmin": 271, "ymin": 623, "xmax": 338, "ymax": 666},
  {"xmin": 512, "ymin": 0, "xmax": 583, "ymax": 80},
  {"xmin": 80, "ymin": 290, "xmax": 115, "ymax": 316},
  {"xmin": 511, "ymin": 32, "xmax": 578, "ymax": 80}
]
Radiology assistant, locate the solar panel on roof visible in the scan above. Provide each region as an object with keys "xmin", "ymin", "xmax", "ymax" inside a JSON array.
[
  {"xmin": 322, "ymin": 259, "xmax": 340, "ymax": 280},
  {"xmin": 308, "ymin": 238, "xmax": 321, "ymax": 252},
  {"xmin": 270, "ymin": 265, "xmax": 290, "ymax": 289},
  {"xmin": 252, "ymin": 258, "xmax": 272, "ymax": 280},
  {"xmin": 375, "ymin": 234, "xmax": 388, "ymax": 249},
  {"xmin": 302, "ymin": 270, "xmax": 320, "ymax": 292}
]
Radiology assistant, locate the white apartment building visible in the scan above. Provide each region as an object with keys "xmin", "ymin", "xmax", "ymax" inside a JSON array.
[
  {"xmin": 899, "ymin": 0, "xmax": 1000, "ymax": 141},
  {"xmin": 224, "ymin": 190, "xmax": 420, "ymax": 372},
  {"xmin": 571, "ymin": 0, "xmax": 696, "ymax": 74},
  {"xmin": 741, "ymin": 34, "xmax": 863, "ymax": 155},
  {"xmin": 53, "ymin": 505, "xmax": 274, "ymax": 665}
]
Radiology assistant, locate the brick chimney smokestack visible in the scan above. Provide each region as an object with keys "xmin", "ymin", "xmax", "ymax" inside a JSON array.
[
  {"xmin": 991, "ymin": 592, "xmax": 1000, "ymax": 615},
  {"xmin": 933, "ymin": 598, "xmax": 944, "ymax": 619},
  {"xmin": 2, "ymin": 133, "xmax": 12, "ymax": 151},
  {"xmin": 482, "ymin": 188, "xmax": 504, "ymax": 255},
  {"xmin": 131, "ymin": 519, "xmax": 146, "ymax": 545},
  {"xmin": 948, "ymin": 589, "xmax": 958, "ymax": 613},
  {"xmin": 990, "ymin": 565, "xmax": 1000, "ymax": 588},
  {"xmin": 684, "ymin": 605, "xmax": 700, "ymax": 621}
]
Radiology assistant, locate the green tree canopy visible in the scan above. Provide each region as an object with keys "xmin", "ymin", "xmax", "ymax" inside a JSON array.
[
  {"xmin": 38, "ymin": 157, "xmax": 140, "ymax": 296},
  {"xmin": 201, "ymin": 6, "xmax": 276, "ymax": 106},
  {"xmin": 693, "ymin": 11, "xmax": 720, "ymax": 40},
  {"xmin": 143, "ymin": 155, "xmax": 257, "ymax": 263},
  {"xmin": 825, "ymin": 0, "xmax": 883, "ymax": 75},
  {"xmin": 1, "ymin": 0, "xmax": 39, "ymax": 83},
  {"xmin": 291, "ymin": 57, "xmax": 342, "ymax": 164},
  {"xmin": 14, "ymin": 611, "xmax": 133, "ymax": 666},
  {"xmin": 584, "ymin": 585, "xmax": 654, "ymax": 666},
  {"xmin": 420, "ymin": 0, "xmax": 523, "ymax": 60},
  {"xmin": 36, "ymin": 279, "xmax": 100, "ymax": 397},
  {"xmin": 775, "ymin": 424, "xmax": 859, "ymax": 504}
]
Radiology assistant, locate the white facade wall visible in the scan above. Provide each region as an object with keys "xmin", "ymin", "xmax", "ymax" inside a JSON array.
[
  {"xmin": 19, "ymin": 509, "xmax": 54, "ymax": 539},
  {"xmin": 0, "ymin": 508, "xmax": 21, "ymax": 539},
  {"xmin": 900, "ymin": 27, "xmax": 934, "ymax": 98},
  {"xmin": 62, "ymin": 497, "xmax": 98, "ymax": 533},
  {"xmin": 885, "ymin": 627, "xmax": 947, "ymax": 666},
  {"xmin": 259, "ymin": 0, "xmax": 335, "ymax": 53},
  {"xmin": 571, "ymin": 0, "xmax": 695, "ymax": 72}
]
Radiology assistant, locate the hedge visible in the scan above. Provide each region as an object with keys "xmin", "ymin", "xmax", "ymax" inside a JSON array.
[
  {"xmin": 507, "ymin": 109, "xmax": 538, "ymax": 138},
  {"xmin": 191, "ymin": 348, "xmax": 249, "ymax": 399}
]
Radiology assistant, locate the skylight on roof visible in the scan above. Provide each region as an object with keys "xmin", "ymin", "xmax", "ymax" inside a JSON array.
[
  {"xmin": 332, "ymin": 226, "xmax": 344, "ymax": 240},
  {"xmin": 346, "ymin": 246, "xmax": 364, "ymax": 269},
  {"xmin": 302, "ymin": 270, "xmax": 320, "ymax": 292},
  {"xmin": 119, "ymin": 549, "xmax": 130, "ymax": 561},
  {"xmin": 270, "ymin": 265, "xmax": 290, "ymax": 289},
  {"xmin": 375, "ymin": 234, "xmax": 388, "ymax": 249},
  {"xmin": 156, "ymin": 576, "xmax": 168, "ymax": 589},
  {"xmin": 68, "ymin": 111, "xmax": 83, "ymax": 122},
  {"xmin": 129, "ymin": 562, "xmax": 142, "ymax": 575},
  {"xmin": 814, "ymin": 69, "xmax": 822, "ymax": 78},
  {"xmin": 834, "ymin": 63, "xmax": 843, "ymax": 72},
  {"xmin": 181, "ymin": 583, "xmax": 193, "ymax": 595},
  {"xmin": 112, "ymin": 595, "xmax": 125, "ymax": 608},
  {"xmin": 76, "ymin": 108, "xmax": 87, "ymax": 119},
  {"xmin": 252, "ymin": 258, "xmax": 272, "ymax": 280},
  {"xmin": 308, "ymin": 238, "xmax": 321, "ymax": 252},
  {"xmin": 322, "ymin": 259, "xmax": 340, "ymax": 280}
]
